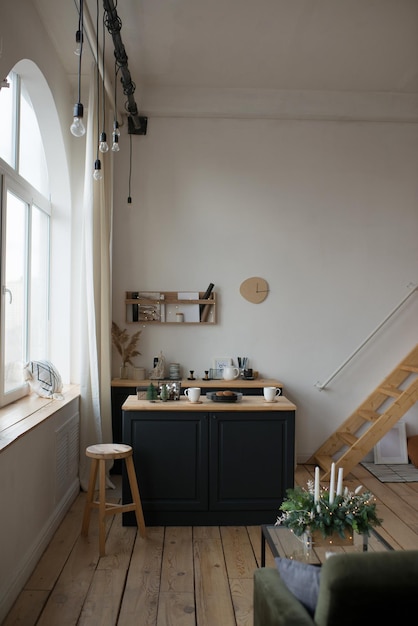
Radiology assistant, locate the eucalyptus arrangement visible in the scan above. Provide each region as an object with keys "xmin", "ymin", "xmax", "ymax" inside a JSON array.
[
  {"xmin": 111, "ymin": 321, "xmax": 142, "ymax": 368},
  {"xmin": 276, "ymin": 475, "xmax": 382, "ymax": 539}
]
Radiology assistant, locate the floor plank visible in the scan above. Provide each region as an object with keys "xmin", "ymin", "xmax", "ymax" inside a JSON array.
[{"xmin": 5, "ymin": 463, "xmax": 418, "ymax": 625}]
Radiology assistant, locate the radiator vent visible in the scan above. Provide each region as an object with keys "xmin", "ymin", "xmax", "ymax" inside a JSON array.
[{"xmin": 55, "ymin": 412, "xmax": 79, "ymax": 502}]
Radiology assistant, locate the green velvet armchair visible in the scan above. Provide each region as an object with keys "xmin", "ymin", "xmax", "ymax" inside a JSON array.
[{"xmin": 254, "ymin": 550, "xmax": 418, "ymax": 626}]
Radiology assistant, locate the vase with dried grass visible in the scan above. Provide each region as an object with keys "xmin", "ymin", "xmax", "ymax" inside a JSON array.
[{"xmin": 111, "ymin": 321, "xmax": 142, "ymax": 379}]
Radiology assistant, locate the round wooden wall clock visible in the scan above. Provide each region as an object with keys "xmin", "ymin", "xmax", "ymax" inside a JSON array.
[{"xmin": 239, "ymin": 277, "xmax": 269, "ymax": 304}]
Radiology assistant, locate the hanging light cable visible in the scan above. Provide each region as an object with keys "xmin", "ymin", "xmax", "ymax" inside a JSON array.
[
  {"xmin": 93, "ymin": 0, "xmax": 103, "ymax": 180},
  {"xmin": 99, "ymin": 10, "xmax": 109, "ymax": 153},
  {"xmin": 127, "ymin": 132, "xmax": 132, "ymax": 203},
  {"xmin": 111, "ymin": 61, "xmax": 120, "ymax": 152},
  {"xmin": 70, "ymin": 0, "xmax": 86, "ymax": 137}
]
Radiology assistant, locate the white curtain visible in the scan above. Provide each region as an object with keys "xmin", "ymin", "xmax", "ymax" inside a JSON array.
[{"xmin": 78, "ymin": 62, "xmax": 114, "ymax": 491}]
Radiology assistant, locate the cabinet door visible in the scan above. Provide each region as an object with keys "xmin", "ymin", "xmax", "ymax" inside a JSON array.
[
  {"xmin": 122, "ymin": 411, "xmax": 209, "ymax": 523},
  {"xmin": 209, "ymin": 411, "xmax": 295, "ymax": 512}
]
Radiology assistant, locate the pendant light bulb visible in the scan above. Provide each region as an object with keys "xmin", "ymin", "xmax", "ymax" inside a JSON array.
[
  {"xmin": 111, "ymin": 133, "xmax": 120, "ymax": 152},
  {"xmin": 99, "ymin": 132, "xmax": 109, "ymax": 153},
  {"xmin": 93, "ymin": 158, "xmax": 103, "ymax": 180},
  {"xmin": 70, "ymin": 102, "xmax": 86, "ymax": 137}
]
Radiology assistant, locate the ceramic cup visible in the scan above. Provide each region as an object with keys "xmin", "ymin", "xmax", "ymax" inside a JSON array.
[
  {"xmin": 263, "ymin": 386, "xmax": 281, "ymax": 402},
  {"xmin": 185, "ymin": 387, "xmax": 201, "ymax": 403}
]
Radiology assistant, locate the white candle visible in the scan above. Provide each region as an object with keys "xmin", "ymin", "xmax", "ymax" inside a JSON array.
[
  {"xmin": 314, "ymin": 466, "xmax": 320, "ymax": 503},
  {"xmin": 336, "ymin": 467, "xmax": 344, "ymax": 496},
  {"xmin": 329, "ymin": 462, "xmax": 335, "ymax": 504}
]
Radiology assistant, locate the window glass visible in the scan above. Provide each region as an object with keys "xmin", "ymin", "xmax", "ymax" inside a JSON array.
[
  {"xmin": 30, "ymin": 204, "xmax": 50, "ymax": 359},
  {"xmin": 0, "ymin": 69, "xmax": 51, "ymax": 406},
  {"xmin": 19, "ymin": 82, "xmax": 49, "ymax": 197},
  {"xmin": 4, "ymin": 190, "xmax": 27, "ymax": 393}
]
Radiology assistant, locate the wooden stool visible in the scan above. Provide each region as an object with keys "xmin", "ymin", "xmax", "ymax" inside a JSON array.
[{"xmin": 81, "ymin": 443, "xmax": 146, "ymax": 556}]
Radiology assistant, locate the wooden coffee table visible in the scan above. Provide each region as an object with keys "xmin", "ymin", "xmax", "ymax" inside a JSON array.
[{"xmin": 261, "ymin": 524, "xmax": 393, "ymax": 566}]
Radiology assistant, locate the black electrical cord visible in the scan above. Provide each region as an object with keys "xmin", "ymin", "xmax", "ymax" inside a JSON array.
[
  {"xmin": 76, "ymin": 0, "xmax": 84, "ymax": 103},
  {"xmin": 127, "ymin": 133, "xmax": 132, "ymax": 203},
  {"xmin": 96, "ymin": 0, "xmax": 100, "ymax": 161}
]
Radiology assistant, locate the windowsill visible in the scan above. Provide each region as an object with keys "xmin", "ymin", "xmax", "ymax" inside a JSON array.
[{"xmin": 0, "ymin": 384, "xmax": 80, "ymax": 452}]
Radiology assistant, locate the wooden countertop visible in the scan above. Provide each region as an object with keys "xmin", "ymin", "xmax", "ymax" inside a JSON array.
[
  {"xmin": 122, "ymin": 395, "xmax": 296, "ymax": 412},
  {"xmin": 112, "ymin": 377, "xmax": 283, "ymax": 388}
]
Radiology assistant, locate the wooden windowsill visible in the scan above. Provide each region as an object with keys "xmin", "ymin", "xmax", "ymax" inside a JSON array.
[{"xmin": 0, "ymin": 384, "xmax": 80, "ymax": 452}]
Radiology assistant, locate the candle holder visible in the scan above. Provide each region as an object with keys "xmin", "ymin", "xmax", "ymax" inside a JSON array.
[{"xmin": 275, "ymin": 469, "xmax": 382, "ymax": 541}]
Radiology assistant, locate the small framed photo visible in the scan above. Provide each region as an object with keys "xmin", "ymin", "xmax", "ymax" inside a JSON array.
[
  {"xmin": 374, "ymin": 423, "xmax": 408, "ymax": 464},
  {"xmin": 213, "ymin": 357, "xmax": 233, "ymax": 372}
]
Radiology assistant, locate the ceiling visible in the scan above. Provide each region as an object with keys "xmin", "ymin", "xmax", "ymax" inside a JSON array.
[{"xmin": 33, "ymin": 0, "xmax": 418, "ymax": 116}]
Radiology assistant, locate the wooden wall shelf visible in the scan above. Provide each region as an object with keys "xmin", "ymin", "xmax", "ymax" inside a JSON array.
[{"xmin": 125, "ymin": 290, "xmax": 216, "ymax": 324}]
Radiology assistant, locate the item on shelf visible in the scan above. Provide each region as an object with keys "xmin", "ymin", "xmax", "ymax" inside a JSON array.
[
  {"xmin": 203, "ymin": 370, "xmax": 210, "ymax": 380},
  {"xmin": 188, "ymin": 370, "xmax": 195, "ymax": 380},
  {"xmin": 111, "ymin": 321, "xmax": 142, "ymax": 372},
  {"xmin": 200, "ymin": 283, "xmax": 215, "ymax": 321},
  {"xmin": 132, "ymin": 292, "xmax": 139, "ymax": 322},
  {"xmin": 237, "ymin": 357, "xmax": 249, "ymax": 371},
  {"xmin": 209, "ymin": 368, "xmax": 223, "ymax": 379},
  {"xmin": 200, "ymin": 283, "xmax": 214, "ymax": 314},
  {"xmin": 150, "ymin": 351, "xmax": 166, "ymax": 379},
  {"xmin": 133, "ymin": 367, "xmax": 146, "ymax": 380},
  {"xmin": 125, "ymin": 290, "xmax": 216, "ymax": 324},
  {"xmin": 223, "ymin": 366, "xmax": 240, "ymax": 381},
  {"xmin": 169, "ymin": 362, "xmax": 181, "ymax": 380}
]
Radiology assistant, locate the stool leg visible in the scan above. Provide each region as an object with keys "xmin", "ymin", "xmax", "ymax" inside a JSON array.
[
  {"xmin": 81, "ymin": 458, "xmax": 98, "ymax": 536},
  {"xmin": 125, "ymin": 455, "xmax": 147, "ymax": 538},
  {"xmin": 98, "ymin": 459, "xmax": 107, "ymax": 556}
]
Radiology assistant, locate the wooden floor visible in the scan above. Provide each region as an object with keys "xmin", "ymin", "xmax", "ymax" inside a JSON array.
[{"xmin": 5, "ymin": 463, "xmax": 418, "ymax": 626}]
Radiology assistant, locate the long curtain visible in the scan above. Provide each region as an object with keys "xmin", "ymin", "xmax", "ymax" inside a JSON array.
[{"xmin": 78, "ymin": 62, "xmax": 114, "ymax": 491}]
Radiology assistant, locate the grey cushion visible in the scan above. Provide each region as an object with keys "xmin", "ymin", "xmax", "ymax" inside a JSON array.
[{"xmin": 275, "ymin": 557, "xmax": 321, "ymax": 616}]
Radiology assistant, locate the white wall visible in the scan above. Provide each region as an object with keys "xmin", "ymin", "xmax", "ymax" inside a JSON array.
[
  {"xmin": 0, "ymin": 398, "xmax": 80, "ymax": 622},
  {"xmin": 112, "ymin": 114, "xmax": 418, "ymax": 460}
]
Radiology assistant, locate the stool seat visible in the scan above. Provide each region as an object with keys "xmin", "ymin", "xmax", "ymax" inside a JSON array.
[
  {"xmin": 81, "ymin": 442, "xmax": 146, "ymax": 556},
  {"xmin": 86, "ymin": 443, "xmax": 133, "ymax": 460}
]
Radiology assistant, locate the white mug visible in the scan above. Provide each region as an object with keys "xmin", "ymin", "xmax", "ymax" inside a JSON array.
[
  {"xmin": 222, "ymin": 366, "xmax": 240, "ymax": 381},
  {"xmin": 263, "ymin": 386, "xmax": 281, "ymax": 402},
  {"xmin": 184, "ymin": 387, "xmax": 201, "ymax": 403}
]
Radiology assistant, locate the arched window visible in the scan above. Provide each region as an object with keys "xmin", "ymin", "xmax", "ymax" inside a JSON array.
[{"xmin": 0, "ymin": 71, "xmax": 51, "ymax": 406}]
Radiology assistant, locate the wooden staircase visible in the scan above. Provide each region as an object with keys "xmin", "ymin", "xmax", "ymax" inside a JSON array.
[{"xmin": 307, "ymin": 344, "xmax": 418, "ymax": 480}]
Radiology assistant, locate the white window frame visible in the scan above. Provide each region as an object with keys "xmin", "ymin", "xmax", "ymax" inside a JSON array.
[{"xmin": 0, "ymin": 73, "xmax": 52, "ymax": 407}]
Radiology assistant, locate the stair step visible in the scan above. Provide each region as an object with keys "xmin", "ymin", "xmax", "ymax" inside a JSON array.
[
  {"xmin": 307, "ymin": 345, "xmax": 418, "ymax": 483},
  {"xmin": 378, "ymin": 385, "xmax": 402, "ymax": 398},
  {"xmin": 337, "ymin": 431, "xmax": 358, "ymax": 446},
  {"xmin": 314, "ymin": 455, "xmax": 333, "ymax": 472},
  {"xmin": 400, "ymin": 365, "xmax": 418, "ymax": 373},
  {"xmin": 357, "ymin": 409, "xmax": 381, "ymax": 421}
]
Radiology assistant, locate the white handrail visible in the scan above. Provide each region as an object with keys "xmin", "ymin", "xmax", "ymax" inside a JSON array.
[{"xmin": 315, "ymin": 283, "xmax": 418, "ymax": 391}]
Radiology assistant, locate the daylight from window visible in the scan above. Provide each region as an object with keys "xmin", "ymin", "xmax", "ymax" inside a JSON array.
[{"xmin": 0, "ymin": 72, "xmax": 51, "ymax": 406}]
